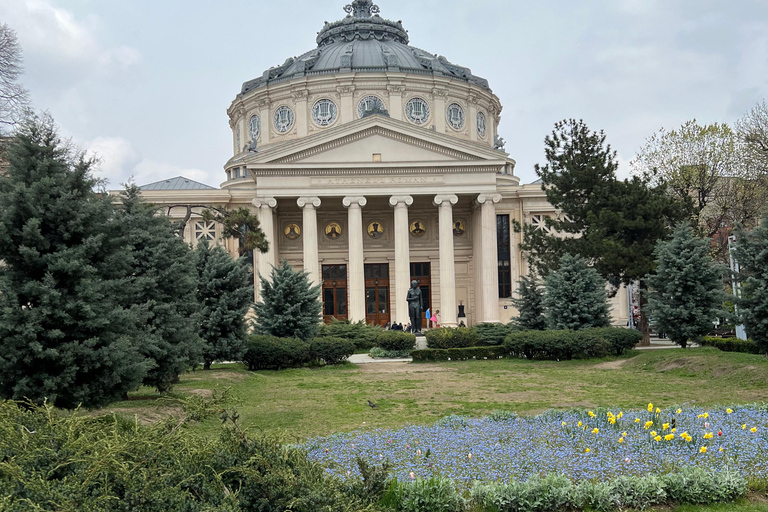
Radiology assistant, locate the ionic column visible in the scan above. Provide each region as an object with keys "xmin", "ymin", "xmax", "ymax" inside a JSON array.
[
  {"xmin": 389, "ymin": 195, "xmax": 413, "ymax": 324},
  {"xmin": 434, "ymin": 194, "xmax": 459, "ymax": 327},
  {"xmin": 252, "ymin": 197, "xmax": 278, "ymax": 302},
  {"xmin": 297, "ymin": 197, "xmax": 321, "ymax": 287},
  {"xmin": 476, "ymin": 193, "xmax": 502, "ymax": 323},
  {"xmin": 343, "ymin": 196, "xmax": 367, "ymax": 322}
]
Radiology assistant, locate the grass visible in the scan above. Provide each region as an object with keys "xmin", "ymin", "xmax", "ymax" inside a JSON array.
[{"xmin": 106, "ymin": 347, "xmax": 768, "ymax": 441}]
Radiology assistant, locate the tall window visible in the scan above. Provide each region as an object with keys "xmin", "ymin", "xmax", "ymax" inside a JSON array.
[{"xmin": 497, "ymin": 215, "xmax": 512, "ymax": 298}]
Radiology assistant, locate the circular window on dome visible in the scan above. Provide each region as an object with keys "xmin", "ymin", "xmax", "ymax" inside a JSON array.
[
  {"xmin": 477, "ymin": 111, "xmax": 487, "ymax": 138},
  {"xmin": 446, "ymin": 103, "xmax": 465, "ymax": 130},
  {"xmin": 312, "ymin": 99, "xmax": 338, "ymax": 127},
  {"xmin": 358, "ymin": 96, "xmax": 386, "ymax": 118},
  {"xmin": 274, "ymin": 106, "xmax": 295, "ymax": 134},
  {"xmin": 405, "ymin": 97, "xmax": 430, "ymax": 125},
  {"xmin": 249, "ymin": 115, "xmax": 260, "ymax": 140}
]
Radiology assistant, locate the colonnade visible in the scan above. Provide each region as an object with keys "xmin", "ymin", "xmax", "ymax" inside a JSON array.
[{"xmin": 252, "ymin": 193, "xmax": 503, "ymax": 326}]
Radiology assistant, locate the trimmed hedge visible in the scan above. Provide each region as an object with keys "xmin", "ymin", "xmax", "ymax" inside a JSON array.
[
  {"xmin": 473, "ymin": 323, "xmax": 513, "ymax": 346},
  {"xmin": 316, "ymin": 319, "xmax": 381, "ymax": 350},
  {"xmin": 425, "ymin": 327, "xmax": 479, "ymax": 349},
  {"xmin": 378, "ymin": 331, "xmax": 417, "ymax": 351},
  {"xmin": 588, "ymin": 327, "xmax": 643, "ymax": 355},
  {"xmin": 243, "ymin": 335, "xmax": 311, "ymax": 370},
  {"xmin": 503, "ymin": 328, "xmax": 639, "ymax": 361},
  {"xmin": 411, "ymin": 346, "xmax": 508, "ymax": 362},
  {"xmin": 700, "ymin": 336, "xmax": 762, "ymax": 355},
  {"xmin": 310, "ymin": 336, "xmax": 355, "ymax": 364}
]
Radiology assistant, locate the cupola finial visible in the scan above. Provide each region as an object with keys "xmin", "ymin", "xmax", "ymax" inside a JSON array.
[{"xmin": 343, "ymin": 0, "xmax": 380, "ymax": 18}]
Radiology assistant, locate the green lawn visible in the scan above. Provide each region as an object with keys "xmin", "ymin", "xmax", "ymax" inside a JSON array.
[{"xmin": 107, "ymin": 347, "xmax": 768, "ymax": 441}]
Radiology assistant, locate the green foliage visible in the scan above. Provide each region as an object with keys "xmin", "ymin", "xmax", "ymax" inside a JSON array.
[
  {"xmin": 646, "ymin": 223, "xmax": 725, "ymax": 349},
  {"xmin": 591, "ymin": 327, "xmax": 643, "ymax": 355},
  {"xmin": 118, "ymin": 183, "xmax": 202, "ymax": 392},
  {"xmin": 347, "ymin": 457, "xmax": 392, "ymax": 505},
  {"xmin": 700, "ymin": 337, "xmax": 761, "ymax": 354},
  {"xmin": 473, "ymin": 323, "xmax": 514, "ymax": 346},
  {"xmin": 0, "ymin": 116, "xmax": 150, "ymax": 409},
  {"xmin": 510, "ymin": 273, "xmax": 547, "ymax": 331},
  {"xmin": 317, "ymin": 319, "xmax": 382, "ymax": 350},
  {"xmin": 202, "ymin": 206, "xmax": 268, "ymax": 257},
  {"xmin": 504, "ymin": 330, "xmax": 613, "ymax": 361},
  {"xmin": 0, "ymin": 400, "xmax": 379, "ymax": 512},
  {"xmin": 543, "ymin": 254, "xmax": 611, "ymax": 330},
  {"xmin": 369, "ymin": 347, "xmax": 412, "ymax": 358},
  {"xmin": 410, "ymin": 346, "xmax": 508, "ymax": 362},
  {"xmin": 195, "ymin": 240, "xmax": 253, "ymax": 370},
  {"xmin": 377, "ymin": 331, "xmax": 416, "ymax": 351},
  {"xmin": 734, "ymin": 217, "xmax": 768, "ymax": 355},
  {"xmin": 253, "ymin": 260, "xmax": 322, "ymax": 341},
  {"xmin": 424, "ymin": 327, "xmax": 479, "ymax": 349},
  {"xmin": 309, "ymin": 336, "xmax": 355, "ymax": 365},
  {"xmin": 381, "ymin": 477, "xmax": 465, "ymax": 512},
  {"xmin": 242, "ymin": 335, "xmax": 311, "ymax": 371}
]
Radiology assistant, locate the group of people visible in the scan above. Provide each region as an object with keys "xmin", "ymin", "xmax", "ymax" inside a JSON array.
[
  {"xmin": 385, "ymin": 322, "xmax": 411, "ymax": 332},
  {"xmin": 383, "ymin": 309, "xmax": 440, "ymax": 333}
]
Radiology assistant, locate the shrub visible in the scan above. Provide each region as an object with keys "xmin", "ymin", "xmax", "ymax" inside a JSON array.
[
  {"xmin": 382, "ymin": 477, "xmax": 465, "ymax": 512},
  {"xmin": 369, "ymin": 347, "xmax": 411, "ymax": 359},
  {"xmin": 410, "ymin": 347, "xmax": 508, "ymax": 362},
  {"xmin": 585, "ymin": 327, "xmax": 642, "ymax": 355},
  {"xmin": 242, "ymin": 335, "xmax": 311, "ymax": 370},
  {"xmin": 700, "ymin": 336, "xmax": 761, "ymax": 354},
  {"xmin": 473, "ymin": 323, "xmax": 513, "ymax": 346},
  {"xmin": 424, "ymin": 327, "xmax": 479, "ymax": 349},
  {"xmin": 310, "ymin": 336, "xmax": 355, "ymax": 365},
  {"xmin": 377, "ymin": 331, "xmax": 416, "ymax": 351},
  {"xmin": 317, "ymin": 319, "xmax": 382, "ymax": 350},
  {"xmin": 503, "ymin": 330, "xmax": 613, "ymax": 360}
]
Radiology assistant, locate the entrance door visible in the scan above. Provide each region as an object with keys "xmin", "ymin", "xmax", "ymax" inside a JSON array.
[
  {"xmin": 364, "ymin": 263, "xmax": 390, "ymax": 326},
  {"xmin": 322, "ymin": 264, "xmax": 348, "ymax": 323},
  {"xmin": 410, "ymin": 262, "xmax": 431, "ymax": 329}
]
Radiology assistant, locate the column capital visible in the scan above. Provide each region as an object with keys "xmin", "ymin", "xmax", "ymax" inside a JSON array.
[
  {"xmin": 252, "ymin": 197, "xmax": 277, "ymax": 209},
  {"xmin": 342, "ymin": 196, "xmax": 367, "ymax": 208},
  {"xmin": 433, "ymin": 194, "xmax": 459, "ymax": 207},
  {"xmin": 389, "ymin": 195, "xmax": 414, "ymax": 208},
  {"xmin": 297, "ymin": 196, "xmax": 321, "ymax": 209},
  {"xmin": 475, "ymin": 193, "xmax": 502, "ymax": 206}
]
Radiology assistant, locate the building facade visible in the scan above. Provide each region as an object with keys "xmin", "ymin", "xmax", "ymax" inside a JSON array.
[{"xmin": 138, "ymin": 0, "xmax": 629, "ymax": 328}]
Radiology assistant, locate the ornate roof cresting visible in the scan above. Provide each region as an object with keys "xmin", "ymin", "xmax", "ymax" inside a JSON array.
[{"xmin": 344, "ymin": 0, "xmax": 380, "ymax": 18}]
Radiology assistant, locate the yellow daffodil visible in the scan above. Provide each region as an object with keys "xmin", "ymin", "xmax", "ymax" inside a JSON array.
[
  {"xmin": 665, "ymin": 434, "xmax": 675, "ymax": 441},
  {"xmin": 719, "ymin": 447, "xmax": 724, "ymax": 452},
  {"xmin": 751, "ymin": 427, "xmax": 758, "ymax": 433},
  {"xmin": 656, "ymin": 407, "xmax": 661, "ymax": 415},
  {"xmin": 650, "ymin": 431, "xmax": 657, "ymax": 437},
  {"xmin": 622, "ymin": 432, "xmax": 628, "ymax": 437},
  {"xmin": 635, "ymin": 418, "xmax": 641, "ymax": 423},
  {"xmin": 654, "ymin": 435, "xmax": 662, "ymax": 442},
  {"xmin": 585, "ymin": 448, "xmax": 590, "ymax": 453},
  {"xmin": 578, "ymin": 421, "xmax": 583, "ymax": 427},
  {"xmin": 592, "ymin": 428, "xmax": 600, "ymax": 435},
  {"xmin": 589, "ymin": 411, "xmax": 596, "ymax": 418},
  {"xmin": 608, "ymin": 418, "xmax": 616, "ymax": 425},
  {"xmin": 704, "ymin": 432, "xmax": 713, "ymax": 439},
  {"xmin": 644, "ymin": 421, "xmax": 653, "ymax": 430},
  {"xmin": 618, "ymin": 437, "xmax": 624, "ymax": 443},
  {"xmin": 618, "ymin": 412, "xmax": 624, "ymax": 419},
  {"xmin": 742, "ymin": 424, "xmax": 747, "ymax": 430},
  {"xmin": 562, "ymin": 421, "xmax": 567, "ymax": 427},
  {"xmin": 676, "ymin": 408, "xmax": 682, "ymax": 414},
  {"xmin": 697, "ymin": 414, "xmax": 703, "ymax": 419},
  {"xmin": 662, "ymin": 423, "xmax": 670, "ymax": 431},
  {"xmin": 700, "ymin": 446, "xmax": 707, "ymax": 453},
  {"xmin": 703, "ymin": 412, "xmax": 709, "ymax": 419},
  {"xmin": 672, "ymin": 428, "xmax": 677, "ymax": 433},
  {"xmin": 726, "ymin": 408, "xmax": 733, "ymax": 414},
  {"xmin": 648, "ymin": 403, "xmax": 653, "ymax": 412}
]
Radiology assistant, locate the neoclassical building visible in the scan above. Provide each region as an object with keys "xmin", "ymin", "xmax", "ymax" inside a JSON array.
[{"xmin": 137, "ymin": 0, "xmax": 629, "ymax": 328}]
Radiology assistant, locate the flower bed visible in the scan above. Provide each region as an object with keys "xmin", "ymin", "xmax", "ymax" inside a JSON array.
[{"xmin": 306, "ymin": 405, "xmax": 768, "ymax": 491}]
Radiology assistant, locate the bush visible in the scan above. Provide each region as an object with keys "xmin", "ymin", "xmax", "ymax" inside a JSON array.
[
  {"xmin": 473, "ymin": 323, "xmax": 513, "ymax": 346},
  {"xmin": 377, "ymin": 331, "xmax": 416, "ymax": 351},
  {"xmin": 504, "ymin": 330, "xmax": 613, "ymax": 360},
  {"xmin": 424, "ymin": 327, "xmax": 479, "ymax": 349},
  {"xmin": 310, "ymin": 336, "xmax": 355, "ymax": 365},
  {"xmin": 410, "ymin": 347, "xmax": 508, "ymax": 362},
  {"xmin": 317, "ymin": 319, "xmax": 382, "ymax": 350},
  {"xmin": 586, "ymin": 327, "xmax": 642, "ymax": 355},
  {"xmin": 382, "ymin": 477, "xmax": 465, "ymax": 512},
  {"xmin": 369, "ymin": 347, "xmax": 411, "ymax": 359},
  {"xmin": 242, "ymin": 335, "xmax": 311, "ymax": 370},
  {"xmin": 700, "ymin": 336, "xmax": 761, "ymax": 354}
]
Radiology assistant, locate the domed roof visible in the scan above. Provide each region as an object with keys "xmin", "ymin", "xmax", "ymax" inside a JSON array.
[{"xmin": 240, "ymin": 0, "xmax": 491, "ymax": 96}]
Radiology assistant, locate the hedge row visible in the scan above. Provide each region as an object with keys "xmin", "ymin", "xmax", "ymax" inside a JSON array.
[
  {"xmin": 242, "ymin": 335, "xmax": 355, "ymax": 370},
  {"xmin": 410, "ymin": 347, "xmax": 507, "ymax": 362},
  {"xmin": 700, "ymin": 336, "xmax": 762, "ymax": 355},
  {"xmin": 504, "ymin": 328, "xmax": 641, "ymax": 360},
  {"xmin": 316, "ymin": 319, "xmax": 382, "ymax": 350}
]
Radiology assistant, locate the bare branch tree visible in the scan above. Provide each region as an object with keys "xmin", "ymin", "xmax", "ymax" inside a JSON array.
[
  {"xmin": 737, "ymin": 100, "xmax": 768, "ymax": 170},
  {"xmin": 0, "ymin": 23, "xmax": 31, "ymax": 132}
]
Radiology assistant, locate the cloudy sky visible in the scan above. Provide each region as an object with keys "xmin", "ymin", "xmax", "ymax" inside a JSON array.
[{"xmin": 2, "ymin": 0, "xmax": 767, "ymax": 188}]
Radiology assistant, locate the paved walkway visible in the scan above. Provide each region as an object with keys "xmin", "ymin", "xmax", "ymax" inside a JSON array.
[{"xmin": 348, "ymin": 337, "xmax": 688, "ymax": 364}]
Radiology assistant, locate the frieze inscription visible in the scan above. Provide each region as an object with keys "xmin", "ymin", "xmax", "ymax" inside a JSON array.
[{"xmin": 311, "ymin": 176, "xmax": 444, "ymax": 186}]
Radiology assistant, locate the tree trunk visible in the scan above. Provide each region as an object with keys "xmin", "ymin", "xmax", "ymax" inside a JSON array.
[
  {"xmin": 637, "ymin": 283, "xmax": 651, "ymax": 347},
  {"xmin": 203, "ymin": 361, "xmax": 212, "ymax": 371}
]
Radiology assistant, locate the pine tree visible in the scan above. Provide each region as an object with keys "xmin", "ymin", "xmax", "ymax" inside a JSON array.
[
  {"xmin": 510, "ymin": 273, "xmax": 547, "ymax": 330},
  {"xmin": 646, "ymin": 223, "xmax": 724, "ymax": 348},
  {"xmin": 195, "ymin": 240, "xmax": 253, "ymax": 370},
  {"xmin": 0, "ymin": 116, "xmax": 149, "ymax": 408},
  {"xmin": 117, "ymin": 183, "xmax": 202, "ymax": 392},
  {"xmin": 253, "ymin": 260, "xmax": 322, "ymax": 340},
  {"xmin": 734, "ymin": 217, "xmax": 768, "ymax": 354},
  {"xmin": 544, "ymin": 254, "xmax": 611, "ymax": 330}
]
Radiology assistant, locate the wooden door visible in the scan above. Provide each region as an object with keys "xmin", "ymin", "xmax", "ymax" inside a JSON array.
[
  {"xmin": 364, "ymin": 263, "xmax": 390, "ymax": 326},
  {"xmin": 322, "ymin": 264, "xmax": 348, "ymax": 323}
]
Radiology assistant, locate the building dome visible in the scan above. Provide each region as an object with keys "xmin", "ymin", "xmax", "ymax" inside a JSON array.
[{"xmin": 240, "ymin": 0, "xmax": 490, "ymax": 96}]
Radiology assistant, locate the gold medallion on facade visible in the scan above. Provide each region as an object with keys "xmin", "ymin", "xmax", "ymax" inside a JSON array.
[
  {"xmin": 367, "ymin": 221, "xmax": 385, "ymax": 239},
  {"xmin": 325, "ymin": 222, "xmax": 343, "ymax": 240},
  {"xmin": 453, "ymin": 219, "xmax": 466, "ymax": 237},
  {"xmin": 284, "ymin": 223, "xmax": 301, "ymax": 240},
  {"xmin": 409, "ymin": 220, "xmax": 426, "ymax": 237}
]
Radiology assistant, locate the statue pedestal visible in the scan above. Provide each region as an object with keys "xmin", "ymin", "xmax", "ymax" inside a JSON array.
[{"xmin": 415, "ymin": 335, "xmax": 427, "ymax": 350}]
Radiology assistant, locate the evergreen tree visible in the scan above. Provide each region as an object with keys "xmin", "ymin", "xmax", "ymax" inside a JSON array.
[
  {"xmin": 118, "ymin": 183, "xmax": 202, "ymax": 392},
  {"xmin": 0, "ymin": 116, "xmax": 149, "ymax": 408},
  {"xmin": 195, "ymin": 240, "xmax": 253, "ymax": 370},
  {"xmin": 253, "ymin": 260, "xmax": 322, "ymax": 340},
  {"xmin": 734, "ymin": 217, "xmax": 768, "ymax": 354},
  {"xmin": 544, "ymin": 254, "xmax": 611, "ymax": 330},
  {"xmin": 510, "ymin": 273, "xmax": 547, "ymax": 330},
  {"xmin": 645, "ymin": 223, "xmax": 724, "ymax": 348}
]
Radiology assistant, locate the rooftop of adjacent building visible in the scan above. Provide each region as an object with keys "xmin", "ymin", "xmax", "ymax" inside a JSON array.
[{"xmin": 139, "ymin": 176, "xmax": 216, "ymax": 191}]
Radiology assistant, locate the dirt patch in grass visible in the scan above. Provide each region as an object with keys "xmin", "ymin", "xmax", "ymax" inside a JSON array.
[
  {"xmin": 188, "ymin": 389, "xmax": 213, "ymax": 398},
  {"xmin": 185, "ymin": 371, "xmax": 246, "ymax": 382},
  {"xmin": 593, "ymin": 359, "xmax": 630, "ymax": 370},
  {"xmin": 107, "ymin": 406, "xmax": 183, "ymax": 425},
  {"xmin": 657, "ymin": 357, "xmax": 708, "ymax": 373},
  {"xmin": 357, "ymin": 363, "xmax": 455, "ymax": 375}
]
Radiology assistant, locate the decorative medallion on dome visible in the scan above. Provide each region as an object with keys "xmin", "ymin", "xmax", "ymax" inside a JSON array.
[
  {"xmin": 358, "ymin": 96, "xmax": 387, "ymax": 118},
  {"xmin": 405, "ymin": 98, "xmax": 430, "ymax": 125},
  {"xmin": 312, "ymin": 99, "xmax": 338, "ymax": 127},
  {"xmin": 477, "ymin": 111, "xmax": 487, "ymax": 137},
  {"xmin": 274, "ymin": 106, "xmax": 295, "ymax": 133},
  {"xmin": 344, "ymin": 0, "xmax": 380, "ymax": 18},
  {"xmin": 446, "ymin": 103, "xmax": 465, "ymax": 130},
  {"xmin": 249, "ymin": 115, "xmax": 260, "ymax": 140}
]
